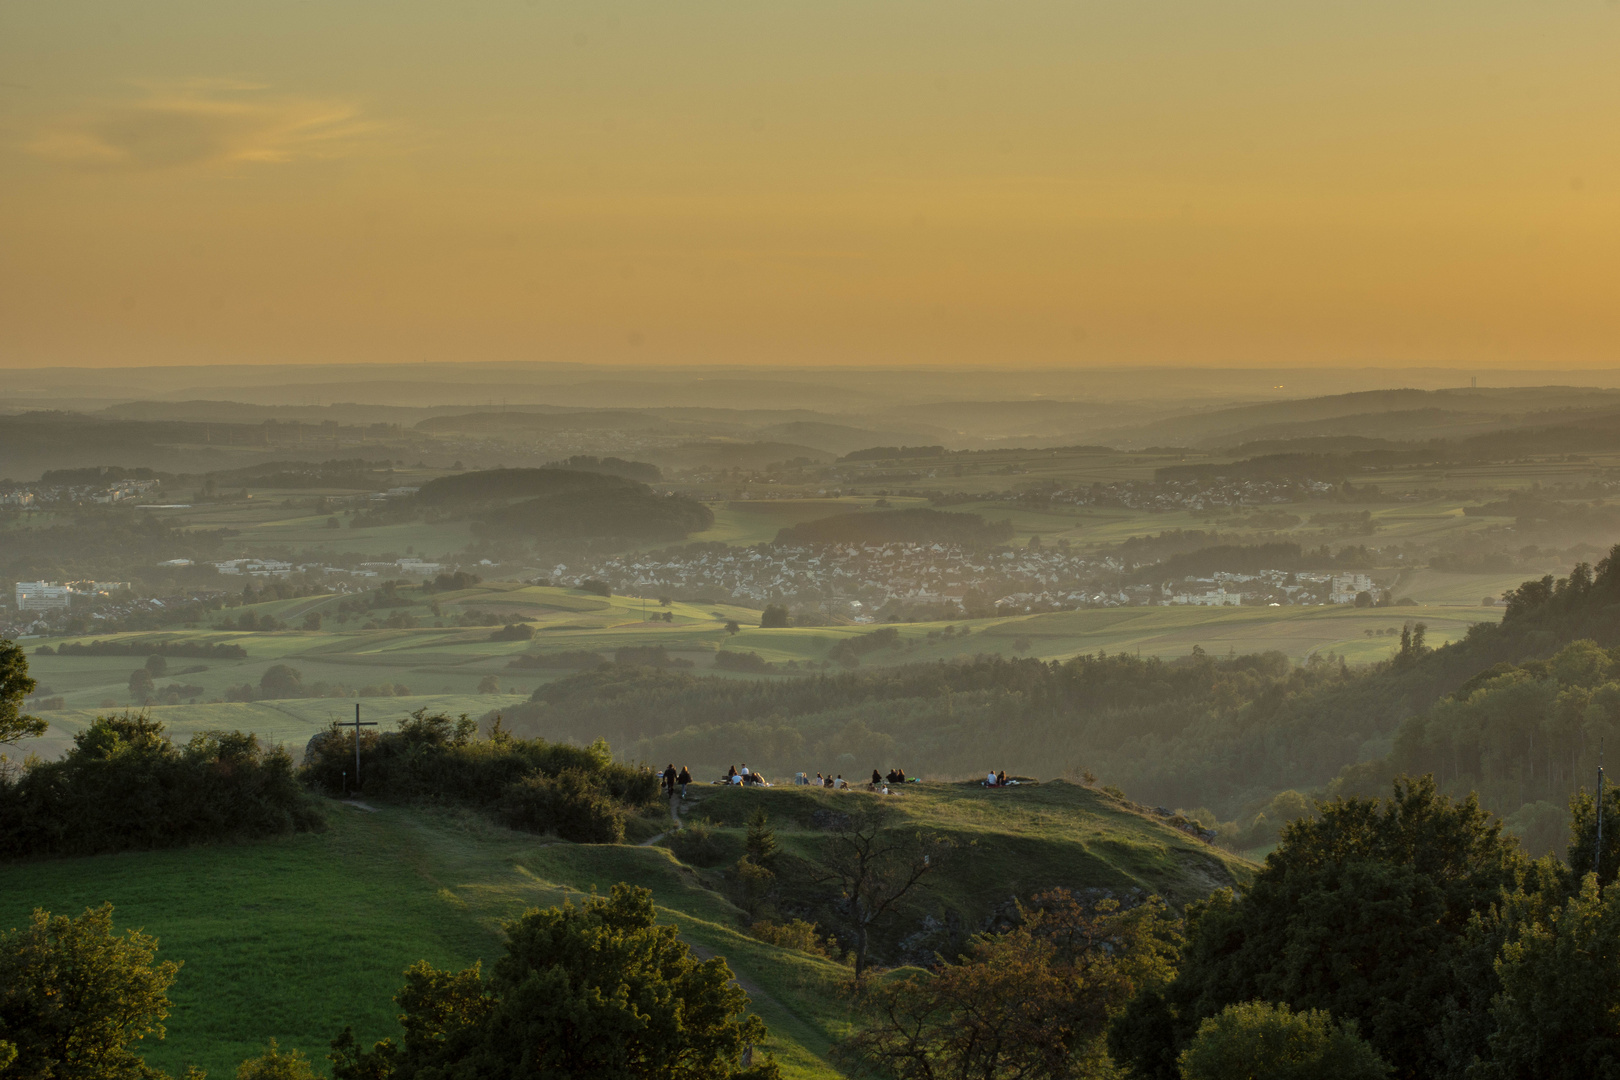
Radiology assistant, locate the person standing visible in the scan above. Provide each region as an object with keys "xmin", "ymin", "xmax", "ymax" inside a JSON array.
[
  {"xmin": 662, "ymin": 763, "xmax": 677, "ymax": 797},
  {"xmin": 677, "ymin": 765, "xmax": 692, "ymax": 799}
]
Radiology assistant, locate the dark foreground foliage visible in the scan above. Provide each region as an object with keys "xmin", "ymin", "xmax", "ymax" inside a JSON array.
[
  {"xmin": 0, "ymin": 713, "xmax": 323, "ymax": 860},
  {"xmin": 330, "ymin": 884, "xmax": 779, "ymax": 1080},
  {"xmin": 301, "ymin": 710, "xmax": 659, "ymax": 843},
  {"xmin": 1103, "ymin": 774, "xmax": 1620, "ymax": 1080},
  {"xmin": 0, "ymin": 903, "xmax": 184, "ymax": 1080}
]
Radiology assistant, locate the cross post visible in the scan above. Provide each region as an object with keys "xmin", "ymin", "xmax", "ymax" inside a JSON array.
[{"xmin": 340, "ymin": 703, "xmax": 378, "ymax": 792}]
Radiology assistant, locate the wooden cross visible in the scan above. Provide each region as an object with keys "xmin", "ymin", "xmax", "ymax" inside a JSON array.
[{"xmin": 340, "ymin": 703, "xmax": 377, "ymax": 792}]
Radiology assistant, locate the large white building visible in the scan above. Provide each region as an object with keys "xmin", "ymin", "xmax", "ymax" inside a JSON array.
[
  {"xmin": 15, "ymin": 581, "xmax": 73, "ymax": 611},
  {"xmin": 1330, "ymin": 573, "xmax": 1375, "ymax": 604}
]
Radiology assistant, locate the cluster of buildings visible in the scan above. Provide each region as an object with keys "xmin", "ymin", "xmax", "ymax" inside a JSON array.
[
  {"xmin": 548, "ymin": 542, "xmax": 1386, "ymax": 614},
  {"xmin": 13, "ymin": 580, "xmax": 131, "ymax": 611},
  {"xmin": 204, "ymin": 555, "xmax": 449, "ymax": 578},
  {"xmin": 0, "ymin": 478, "xmax": 160, "ymax": 508}
]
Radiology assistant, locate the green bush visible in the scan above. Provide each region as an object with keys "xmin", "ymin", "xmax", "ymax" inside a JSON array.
[
  {"xmin": 301, "ymin": 711, "xmax": 654, "ymax": 843},
  {"xmin": 1179, "ymin": 1002, "xmax": 1388, "ymax": 1080},
  {"xmin": 0, "ymin": 713, "xmax": 324, "ymax": 860},
  {"xmin": 749, "ymin": 918, "xmax": 834, "ymax": 958},
  {"xmin": 667, "ymin": 820, "xmax": 727, "ymax": 866},
  {"xmin": 500, "ymin": 769, "xmax": 626, "ymax": 844}
]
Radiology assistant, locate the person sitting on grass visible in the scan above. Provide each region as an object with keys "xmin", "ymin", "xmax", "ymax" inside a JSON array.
[
  {"xmin": 871, "ymin": 768, "xmax": 883, "ymax": 788},
  {"xmin": 823, "ymin": 774, "xmax": 835, "ymax": 788},
  {"xmin": 896, "ymin": 767, "xmax": 907, "ymax": 783},
  {"xmin": 726, "ymin": 765, "xmax": 738, "ymax": 782},
  {"xmin": 677, "ymin": 765, "xmax": 692, "ymax": 799},
  {"xmin": 985, "ymin": 769, "xmax": 997, "ymax": 787},
  {"xmin": 836, "ymin": 774, "xmax": 847, "ymax": 789},
  {"xmin": 996, "ymin": 770, "xmax": 1007, "ymax": 786}
]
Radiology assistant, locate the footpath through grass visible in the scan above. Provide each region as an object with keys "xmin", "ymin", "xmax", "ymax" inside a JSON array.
[{"xmin": 0, "ymin": 803, "xmax": 848, "ymax": 1079}]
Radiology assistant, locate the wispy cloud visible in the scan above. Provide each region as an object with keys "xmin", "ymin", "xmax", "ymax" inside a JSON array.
[{"xmin": 25, "ymin": 80, "xmax": 373, "ymax": 170}]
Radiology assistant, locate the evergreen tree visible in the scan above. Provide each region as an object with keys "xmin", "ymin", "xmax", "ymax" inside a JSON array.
[{"xmin": 744, "ymin": 808, "xmax": 779, "ymax": 869}]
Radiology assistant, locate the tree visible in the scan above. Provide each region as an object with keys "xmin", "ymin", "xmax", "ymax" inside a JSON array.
[
  {"xmin": 237, "ymin": 1039, "xmax": 322, "ymax": 1079},
  {"xmin": 1178, "ymin": 1002, "xmax": 1389, "ymax": 1080},
  {"xmin": 477, "ymin": 675, "xmax": 501, "ymax": 694},
  {"xmin": 259, "ymin": 664, "xmax": 304, "ymax": 700},
  {"xmin": 302, "ymin": 611, "xmax": 323, "ymax": 631},
  {"xmin": 839, "ymin": 888, "xmax": 1180, "ymax": 1080},
  {"xmin": 725, "ymin": 621, "xmax": 741, "ymax": 635},
  {"xmin": 144, "ymin": 655, "xmax": 168, "ymax": 677},
  {"xmin": 744, "ymin": 808, "xmax": 779, "ymax": 869},
  {"xmin": 814, "ymin": 804, "xmax": 950, "ymax": 979},
  {"xmin": 0, "ymin": 903, "xmax": 180, "ymax": 1080},
  {"xmin": 1110, "ymin": 776, "xmax": 1527, "ymax": 1080},
  {"xmin": 759, "ymin": 605, "xmax": 789, "ymax": 629},
  {"xmin": 0, "ymin": 638, "xmax": 46, "ymax": 746},
  {"xmin": 330, "ymin": 884, "xmax": 780, "ymax": 1079},
  {"xmin": 1478, "ymin": 873, "xmax": 1620, "ymax": 1079},
  {"xmin": 128, "ymin": 668, "xmax": 155, "ymax": 699},
  {"xmin": 1565, "ymin": 783, "xmax": 1620, "ymax": 888}
]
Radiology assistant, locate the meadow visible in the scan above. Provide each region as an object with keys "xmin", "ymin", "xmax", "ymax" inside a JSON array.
[
  {"xmin": 0, "ymin": 779, "xmax": 1248, "ymax": 1077},
  {"xmin": 24, "ymin": 582, "xmax": 1501, "ymax": 760}
]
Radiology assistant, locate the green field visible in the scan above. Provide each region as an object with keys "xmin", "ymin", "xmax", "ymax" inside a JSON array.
[
  {"xmin": 0, "ymin": 781, "xmax": 1249, "ymax": 1077},
  {"xmin": 24, "ymin": 580, "xmax": 1504, "ymax": 760}
]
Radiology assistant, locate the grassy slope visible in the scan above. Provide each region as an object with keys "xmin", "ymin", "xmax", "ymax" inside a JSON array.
[
  {"xmin": 0, "ymin": 804, "xmax": 848, "ymax": 1079},
  {"xmin": 0, "ymin": 783, "xmax": 1249, "ymax": 1078}
]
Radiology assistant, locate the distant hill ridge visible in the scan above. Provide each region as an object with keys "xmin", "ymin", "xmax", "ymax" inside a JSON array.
[{"xmin": 774, "ymin": 507, "xmax": 1013, "ymax": 547}]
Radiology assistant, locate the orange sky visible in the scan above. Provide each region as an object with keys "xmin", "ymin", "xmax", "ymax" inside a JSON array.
[{"xmin": 2, "ymin": 1, "xmax": 1618, "ymax": 369}]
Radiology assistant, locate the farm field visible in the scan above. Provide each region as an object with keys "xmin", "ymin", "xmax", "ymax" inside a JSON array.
[
  {"xmin": 0, "ymin": 780, "xmax": 1249, "ymax": 1078},
  {"xmin": 24, "ymin": 580, "xmax": 1503, "ymax": 760}
]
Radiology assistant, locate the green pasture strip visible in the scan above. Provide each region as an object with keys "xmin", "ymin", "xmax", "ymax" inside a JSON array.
[
  {"xmin": 28, "ymin": 694, "xmax": 531, "ymax": 762},
  {"xmin": 0, "ymin": 806, "xmax": 847, "ymax": 1079}
]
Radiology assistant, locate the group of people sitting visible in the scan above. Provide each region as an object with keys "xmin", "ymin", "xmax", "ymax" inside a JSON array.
[
  {"xmin": 722, "ymin": 764, "xmax": 771, "ymax": 786},
  {"xmin": 870, "ymin": 767, "xmax": 908, "ymax": 788},
  {"xmin": 983, "ymin": 770, "xmax": 1014, "ymax": 787},
  {"xmin": 810, "ymin": 773, "xmax": 850, "ymax": 789},
  {"xmin": 661, "ymin": 764, "xmax": 693, "ymax": 799}
]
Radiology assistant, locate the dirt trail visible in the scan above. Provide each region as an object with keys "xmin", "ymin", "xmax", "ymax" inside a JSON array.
[{"xmin": 637, "ymin": 790, "xmax": 688, "ymax": 846}]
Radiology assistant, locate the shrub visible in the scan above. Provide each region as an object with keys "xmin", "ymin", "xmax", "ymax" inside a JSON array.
[
  {"xmin": 760, "ymin": 604, "xmax": 790, "ymax": 628},
  {"xmin": 0, "ymin": 713, "xmax": 324, "ymax": 859},
  {"xmin": 579, "ymin": 579, "xmax": 612, "ymax": 597},
  {"xmin": 500, "ymin": 769, "xmax": 625, "ymax": 843},
  {"xmin": 749, "ymin": 918, "xmax": 834, "ymax": 958},
  {"xmin": 715, "ymin": 650, "xmax": 773, "ymax": 673},
  {"xmin": 1178, "ymin": 1001, "xmax": 1388, "ymax": 1080},
  {"xmin": 489, "ymin": 623, "xmax": 535, "ymax": 641},
  {"xmin": 667, "ymin": 821, "xmax": 727, "ymax": 866}
]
